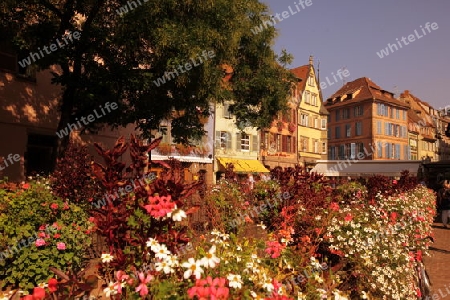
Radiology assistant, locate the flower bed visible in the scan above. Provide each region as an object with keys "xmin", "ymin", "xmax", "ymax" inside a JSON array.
[{"xmin": 0, "ymin": 138, "xmax": 436, "ymax": 300}]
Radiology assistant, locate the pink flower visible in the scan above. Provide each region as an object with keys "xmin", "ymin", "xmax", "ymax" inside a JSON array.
[
  {"xmin": 144, "ymin": 195, "xmax": 176, "ymax": 219},
  {"xmin": 56, "ymin": 242, "xmax": 66, "ymax": 250},
  {"xmin": 135, "ymin": 272, "xmax": 152, "ymax": 297},
  {"xmin": 63, "ymin": 202, "xmax": 69, "ymax": 210},
  {"xmin": 265, "ymin": 241, "xmax": 285, "ymax": 258},
  {"xmin": 39, "ymin": 225, "xmax": 46, "ymax": 231},
  {"xmin": 53, "ymin": 234, "xmax": 61, "ymax": 239},
  {"xmin": 330, "ymin": 202, "xmax": 340, "ymax": 211},
  {"xmin": 38, "ymin": 232, "xmax": 46, "ymax": 238},
  {"xmin": 50, "ymin": 203, "xmax": 59, "ymax": 210},
  {"xmin": 115, "ymin": 270, "xmax": 129, "ymax": 294},
  {"xmin": 35, "ymin": 239, "xmax": 46, "ymax": 247}
]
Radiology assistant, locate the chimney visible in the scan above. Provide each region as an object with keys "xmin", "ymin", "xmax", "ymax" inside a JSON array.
[{"xmin": 309, "ymin": 55, "xmax": 313, "ymax": 66}]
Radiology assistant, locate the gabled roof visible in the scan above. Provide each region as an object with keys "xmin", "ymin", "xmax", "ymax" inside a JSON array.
[
  {"xmin": 290, "ymin": 65, "xmax": 309, "ymax": 92},
  {"xmin": 325, "ymin": 77, "xmax": 409, "ymax": 109},
  {"xmin": 400, "ymin": 90, "xmax": 435, "ymax": 128}
]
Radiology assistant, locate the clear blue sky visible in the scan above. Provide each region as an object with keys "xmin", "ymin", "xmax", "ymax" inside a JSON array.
[{"xmin": 263, "ymin": 0, "xmax": 450, "ymax": 109}]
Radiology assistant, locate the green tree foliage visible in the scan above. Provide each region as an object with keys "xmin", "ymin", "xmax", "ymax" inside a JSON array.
[{"xmin": 0, "ymin": 0, "xmax": 294, "ymax": 157}]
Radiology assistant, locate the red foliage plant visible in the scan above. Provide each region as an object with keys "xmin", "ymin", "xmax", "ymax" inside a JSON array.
[
  {"xmin": 89, "ymin": 135, "xmax": 202, "ymax": 271},
  {"xmin": 51, "ymin": 140, "xmax": 103, "ymax": 205}
]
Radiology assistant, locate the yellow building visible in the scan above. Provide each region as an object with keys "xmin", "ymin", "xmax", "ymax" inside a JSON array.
[{"xmin": 291, "ymin": 57, "xmax": 328, "ymax": 170}]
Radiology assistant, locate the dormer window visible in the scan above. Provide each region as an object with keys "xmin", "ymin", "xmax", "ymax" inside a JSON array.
[{"xmin": 346, "ymin": 93, "xmax": 352, "ymax": 100}]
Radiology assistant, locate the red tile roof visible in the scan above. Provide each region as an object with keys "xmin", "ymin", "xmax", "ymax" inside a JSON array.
[
  {"xmin": 290, "ymin": 65, "xmax": 309, "ymax": 92},
  {"xmin": 325, "ymin": 77, "xmax": 409, "ymax": 109}
]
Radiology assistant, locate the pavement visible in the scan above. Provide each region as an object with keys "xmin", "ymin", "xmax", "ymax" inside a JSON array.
[{"xmin": 424, "ymin": 222, "xmax": 450, "ymax": 299}]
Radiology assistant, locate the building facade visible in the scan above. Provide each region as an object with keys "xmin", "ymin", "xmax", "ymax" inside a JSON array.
[
  {"xmin": 290, "ymin": 56, "xmax": 328, "ymax": 170},
  {"xmin": 325, "ymin": 77, "xmax": 410, "ymax": 161}
]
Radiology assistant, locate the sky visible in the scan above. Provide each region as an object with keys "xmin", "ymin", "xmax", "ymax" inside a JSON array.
[{"xmin": 263, "ymin": 0, "xmax": 450, "ymax": 110}]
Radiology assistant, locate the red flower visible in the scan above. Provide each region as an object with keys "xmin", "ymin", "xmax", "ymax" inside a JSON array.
[
  {"xmin": 344, "ymin": 213, "xmax": 353, "ymax": 222},
  {"xmin": 188, "ymin": 276, "xmax": 229, "ymax": 300},
  {"xmin": 48, "ymin": 278, "xmax": 58, "ymax": 293},
  {"xmin": 50, "ymin": 203, "xmax": 58, "ymax": 210},
  {"xmin": 63, "ymin": 202, "xmax": 69, "ymax": 210},
  {"xmin": 389, "ymin": 212, "xmax": 398, "ymax": 222},
  {"xmin": 53, "ymin": 234, "xmax": 61, "ymax": 239},
  {"xmin": 22, "ymin": 183, "xmax": 30, "ymax": 189},
  {"xmin": 32, "ymin": 287, "xmax": 46, "ymax": 300}
]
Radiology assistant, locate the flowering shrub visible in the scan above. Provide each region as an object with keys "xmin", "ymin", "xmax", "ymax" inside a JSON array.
[
  {"xmin": 325, "ymin": 183, "xmax": 436, "ymax": 299},
  {"xmin": 0, "ymin": 179, "xmax": 93, "ymax": 290}
]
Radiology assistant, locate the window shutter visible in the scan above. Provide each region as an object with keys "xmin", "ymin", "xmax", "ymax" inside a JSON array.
[
  {"xmin": 350, "ymin": 143, "xmax": 356, "ymax": 159},
  {"xmin": 236, "ymin": 132, "xmax": 241, "ymax": 151},
  {"xmin": 226, "ymin": 132, "xmax": 232, "ymax": 149},
  {"xmin": 252, "ymin": 135, "xmax": 258, "ymax": 152},
  {"xmin": 292, "ymin": 137, "xmax": 296, "ymax": 153},
  {"xmin": 215, "ymin": 131, "xmax": 221, "ymax": 148},
  {"xmin": 396, "ymin": 144, "xmax": 400, "ymax": 159}
]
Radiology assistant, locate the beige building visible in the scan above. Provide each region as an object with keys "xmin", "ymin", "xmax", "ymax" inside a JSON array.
[
  {"xmin": 0, "ymin": 49, "xmax": 136, "ymax": 182},
  {"xmin": 399, "ymin": 90, "xmax": 438, "ymax": 161},
  {"xmin": 213, "ymin": 101, "xmax": 269, "ymax": 182},
  {"xmin": 290, "ymin": 56, "xmax": 328, "ymax": 170}
]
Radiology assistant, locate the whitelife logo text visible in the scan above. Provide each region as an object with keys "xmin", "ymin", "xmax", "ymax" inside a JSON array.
[
  {"xmin": 18, "ymin": 31, "xmax": 81, "ymax": 68},
  {"xmin": 56, "ymin": 102, "xmax": 118, "ymax": 139}
]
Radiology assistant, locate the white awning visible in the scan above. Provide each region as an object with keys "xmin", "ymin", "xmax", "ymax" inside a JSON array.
[
  {"xmin": 311, "ymin": 160, "xmax": 422, "ymax": 177},
  {"xmin": 150, "ymin": 154, "xmax": 212, "ymax": 164}
]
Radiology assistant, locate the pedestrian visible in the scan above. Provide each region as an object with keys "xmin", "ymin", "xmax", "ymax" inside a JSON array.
[
  {"xmin": 247, "ymin": 173, "xmax": 255, "ymax": 190},
  {"xmin": 438, "ymin": 180, "xmax": 450, "ymax": 228}
]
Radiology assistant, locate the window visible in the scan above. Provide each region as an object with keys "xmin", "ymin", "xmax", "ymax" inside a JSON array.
[
  {"xmin": 327, "ymin": 128, "xmax": 331, "ymax": 139},
  {"xmin": 386, "ymin": 143, "xmax": 392, "ymax": 159},
  {"xmin": 222, "ymin": 103, "xmax": 232, "ymax": 119},
  {"xmin": 322, "ymin": 142, "xmax": 326, "ymax": 154},
  {"xmin": 300, "ymin": 136, "xmax": 309, "ymax": 152},
  {"xmin": 377, "ymin": 121, "xmax": 382, "ymax": 134},
  {"xmin": 357, "ymin": 142, "xmax": 364, "ymax": 155},
  {"xmin": 25, "ymin": 134, "xmax": 57, "ymax": 176},
  {"xmin": 350, "ymin": 143, "xmax": 356, "ymax": 159},
  {"xmin": 377, "ymin": 103, "xmax": 382, "ymax": 116},
  {"xmin": 377, "ymin": 141, "xmax": 383, "ymax": 158},
  {"xmin": 311, "ymin": 94, "xmax": 317, "ymax": 106},
  {"xmin": 308, "ymin": 74, "xmax": 315, "ymax": 86},
  {"xmin": 314, "ymin": 118, "xmax": 319, "ymax": 129},
  {"xmin": 300, "ymin": 114, "xmax": 309, "ymax": 126},
  {"xmin": 384, "ymin": 105, "xmax": 389, "ymax": 117},
  {"xmin": 313, "ymin": 139, "xmax": 319, "ymax": 153},
  {"xmin": 215, "ymin": 131, "xmax": 231, "ymax": 149},
  {"xmin": 390, "ymin": 107, "xmax": 394, "ymax": 118},
  {"xmin": 343, "ymin": 108, "xmax": 350, "ymax": 119},
  {"xmin": 396, "ymin": 108, "xmax": 400, "ymax": 119},
  {"xmin": 285, "ymin": 136, "xmax": 292, "ymax": 153},
  {"xmin": 276, "ymin": 134, "xmax": 281, "ymax": 151},
  {"xmin": 384, "ymin": 122, "xmax": 389, "ymax": 135},
  {"xmin": 338, "ymin": 144, "xmax": 345, "ymax": 159},
  {"xmin": 335, "ymin": 126, "xmax": 341, "ymax": 139},
  {"xmin": 304, "ymin": 91, "xmax": 310, "ymax": 104},
  {"xmin": 395, "ymin": 144, "xmax": 400, "ymax": 159},
  {"xmin": 321, "ymin": 119, "xmax": 327, "ymax": 130},
  {"xmin": 354, "ymin": 105, "xmax": 363, "ymax": 117},
  {"xmin": 355, "ymin": 122, "xmax": 362, "ymax": 136},
  {"xmin": 402, "ymin": 110, "xmax": 406, "ymax": 120},
  {"xmin": 345, "ymin": 124, "xmax": 351, "ymax": 137},
  {"xmin": 329, "ymin": 146, "xmax": 336, "ymax": 160},
  {"xmin": 335, "ymin": 109, "xmax": 340, "ymax": 121},
  {"xmin": 158, "ymin": 126, "xmax": 171, "ymax": 144},
  {"xmin": 395, "ymin": 125, "xmax": 400, "ymax": 137},
  {"xmin": 404, "ymin": 145, "xmax": 411, "ymax": 160}
]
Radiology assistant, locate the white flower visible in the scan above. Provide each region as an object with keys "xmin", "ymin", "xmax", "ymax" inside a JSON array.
[
  {"xmin": 181, "ymin": 258, "xmax": 204, "ymax": 279},
  {"xmin": 227, "ymin": 273, "xmax": 242, "ymax": 289},
  {"xmin": 37, "ymin": 282, "xmax": 48, "ymax": 288},
  {"xmin": 103, "ymin": 282, "xmax": 118, "ymax": 298},
  {"xmin": 101, "ymin": 253, "xmax": 114, "ymax": 263},
  {"xmin": 236, "ymin": 245, "xmax": 242, "ymax": 251},
  {"xmin": 167, "ymin": 208, "xmax": 187, "ymax": 222},
  {"xmin": 155, "ymin": 260, "xmax": 175, "ymax": 274},
  {"xmin": 146, "ymin": 238, "xmax": 160, "ymax": 252},
  {"xmin": 200, "ymin": 245, "xmax": 220, "ymax": 268},
  {"xmin": 211, "ymin": 229, "xmax": 221, "ymax": 236},
  {"xmin": 257, "ymin": 222, "xmax": 267, "ymax": 230},
  {"xmin": 262, "ymin": 278, "xmax": 274, "ymax": 292},
  {"xmin": 155, "ymin": 244, "xmax": 171, "ymax": 260}
]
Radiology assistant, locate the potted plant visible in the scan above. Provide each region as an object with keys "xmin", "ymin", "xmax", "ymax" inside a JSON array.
[
  {"xmin": 277, "ymin": 121, "xmax": 284, "ymax": 132},
  {"xmin": 288, "ymin": 122, "xmax": 296, "ymax": 133}
]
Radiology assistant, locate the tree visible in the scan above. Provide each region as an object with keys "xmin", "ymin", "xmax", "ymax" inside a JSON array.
[{"xmin": 0, "ymin": 0, "xmax": 294, "ymax": 160}]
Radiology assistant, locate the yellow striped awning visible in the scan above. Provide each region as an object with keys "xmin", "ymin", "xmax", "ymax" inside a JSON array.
[{"xmin": 217, "ymin": 157, "xmax": 270, "ymax": 173}]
